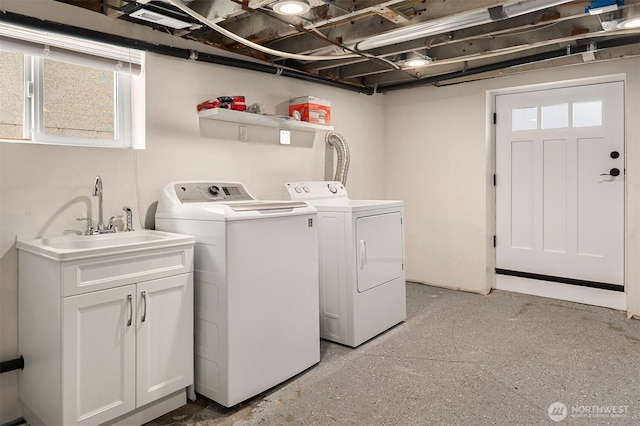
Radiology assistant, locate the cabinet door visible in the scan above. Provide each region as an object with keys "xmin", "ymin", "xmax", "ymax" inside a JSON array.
[
  {"xmin": 63, "ymin": 285, "xmax": 136, "ymax": 426},
  {"xmin": 136, "ymin": 273, "xmax": 193, "ymax": 407}
]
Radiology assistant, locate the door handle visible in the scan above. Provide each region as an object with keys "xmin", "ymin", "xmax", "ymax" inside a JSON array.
[
  {"xmin": 141, "ymin": 291, "xmax": 147, "ymax": 323},
  {"xmin": 600, "ymin": 168, "xmax": 621, "ymax": 177},
  {"xmin": 359, "ymin": 240, "xmax": 367, "ymax": 269}
]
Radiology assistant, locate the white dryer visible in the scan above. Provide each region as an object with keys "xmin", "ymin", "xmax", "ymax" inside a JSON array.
[
  {"xmin": 285, "ymin": 181, "xmax": 406, "ymax": 347},
  {"xmin": 156, "ymin": 181, "xmax": 319, "ymax": 407}
]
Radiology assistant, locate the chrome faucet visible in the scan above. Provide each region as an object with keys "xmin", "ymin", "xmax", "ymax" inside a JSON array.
[
  {"xmin": 92, "ymin": 176, "xmax": 104, "ymax": 231},
  {"xmin": 78, "ymin": 176, "xmax": 118, "ymax": 234}
]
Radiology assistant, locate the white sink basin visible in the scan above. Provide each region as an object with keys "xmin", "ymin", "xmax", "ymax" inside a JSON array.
[{"xmin": 17, "ymin": 230, "xmax": 194, "ymax": 261}]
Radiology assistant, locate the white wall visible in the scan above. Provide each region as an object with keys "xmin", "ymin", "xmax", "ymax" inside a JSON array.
[
  {"xmin": 384, "ymin": 58, "xmax": 640, "ymax": 306},
  {"xmin": 384, "ymin": 84, "xmax": 490, "ymax": 293},
  {"xmin": 0, "ymin": 53, "xmax": 386, "ymax": 423}
]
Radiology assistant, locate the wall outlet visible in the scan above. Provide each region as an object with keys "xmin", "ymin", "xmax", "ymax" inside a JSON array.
[
  {"xmin": 279, "ymin": 129, "xmax": 291, "ymax": 145},
  {"xmin": 239, "ymin": 125, "xmax": 248, "ymax": 142}
]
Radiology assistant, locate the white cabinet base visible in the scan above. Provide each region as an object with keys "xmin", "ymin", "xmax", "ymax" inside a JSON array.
[
  {"xmin": 108, "ymin": 390, "xmax": 186, "ymax": 426},
  {"xmin": 18, "ymin": 244, "xmax": 194, "ymax": 426},
  {"xmin": 23, "ymin": 389, "xmax": 186, "ymax": 426}
]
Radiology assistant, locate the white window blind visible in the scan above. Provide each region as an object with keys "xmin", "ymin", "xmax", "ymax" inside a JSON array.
[{"xmin": 0, "ymin": 22, "xmax": 144, "ymax": 74}]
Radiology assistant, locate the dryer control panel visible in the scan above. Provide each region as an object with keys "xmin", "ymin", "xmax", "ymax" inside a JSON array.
[
  {"xmin": 173, "ymin": 182, "xmax": 253, "ymax": 203},
  {"xmin": 284, "ymin": 181, "xmax": 348, "ymax": 200}
]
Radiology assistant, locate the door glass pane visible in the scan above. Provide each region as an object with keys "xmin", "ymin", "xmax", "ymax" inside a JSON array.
[
  {"xmin": 43, "ymin": 59, "xmax": 115, "ymax": 140},
  {"xmin": 0, "ymin": 50, "xmax": 25, "ymax": 139},
  {"xmin": 573, "ymin": 101, "xmax": 602, "ymax": 127},
  {"xmin": 512, "ymin": 106, "xmax": 537, "ymax": 131},
  {"xmin": 542, "ymin": 103, "xmax": 568, "ymax": 129}
]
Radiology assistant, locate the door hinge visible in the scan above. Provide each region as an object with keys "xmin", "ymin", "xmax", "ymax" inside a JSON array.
[
  {"xmin": 493, "ymin": 112, "xmax": 497, "ymax": 124},
  {"xmin": 493, "ymin": 174, "xmax": 496, "ymax": 186},
  {"xmin": 27, "ymin": 81, "xmax": 34, "ymax": 99},
  {"xmin": 493, "ymin": 235, "xmax": 496, "ymax": 247},
  {"xmin": 308, "ymin": 218, "xmax": 313, "ymax": 227}
]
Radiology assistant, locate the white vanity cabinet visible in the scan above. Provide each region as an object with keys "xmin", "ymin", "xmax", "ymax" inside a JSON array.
[{"xmin": 18, "ymin": 237, "xmax": 194, "ymax": 426}]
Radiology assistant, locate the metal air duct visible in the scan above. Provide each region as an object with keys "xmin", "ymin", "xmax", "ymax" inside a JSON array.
[{"xmin": 326, "ymin": 132, "xmax": 350, "ymax": 186}]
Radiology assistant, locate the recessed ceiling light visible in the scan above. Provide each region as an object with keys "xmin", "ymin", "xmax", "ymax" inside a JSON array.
[
  {"xmin": 272, "ymin": 0, "xmax": 310, "ymax": 15},
  {"xmin": 404, "ymin": 58, "xmax": 430, "ymax": 67},
  {"xmin": 617, "ymin": 16, "xmax": 640, "ymax": 29},
  {"xmin": 397, "ymin": 52, "xmax": 433, "ymax": 68}
]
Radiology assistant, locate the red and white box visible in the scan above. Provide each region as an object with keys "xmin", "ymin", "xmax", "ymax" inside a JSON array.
[{"xmin": 289, "ymin": 96, "xmax": 331, "ymax": 125}]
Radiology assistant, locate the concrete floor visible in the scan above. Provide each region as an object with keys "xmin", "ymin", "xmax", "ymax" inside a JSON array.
[{"xmin": 147, "ymin": 282, "xmax": 640, "ymax": 425}]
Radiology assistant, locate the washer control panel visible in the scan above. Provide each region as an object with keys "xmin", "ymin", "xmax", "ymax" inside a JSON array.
[
  {"xmin": 284, "ymin": 181, "xmax": 348, "ymax": 200},
  {"xmin": 174, "ymin": 182, "xmax": 253, "ymax": 203}
]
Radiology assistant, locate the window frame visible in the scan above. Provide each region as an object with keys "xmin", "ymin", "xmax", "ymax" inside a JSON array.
[
  {"xmin": 29, "ymin": 57, "xmax": 133, "ymax": 148},
  {"xmin": 0, "ymin": 24, "xmax": 145, "ymax": 149}
]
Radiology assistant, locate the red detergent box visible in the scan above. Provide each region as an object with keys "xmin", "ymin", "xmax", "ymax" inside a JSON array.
[{"xmin": 289, "ymin": 96, "xmax": 331, "ymax": 125}]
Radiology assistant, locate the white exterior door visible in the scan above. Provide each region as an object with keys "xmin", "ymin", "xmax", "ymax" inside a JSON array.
[
  {"xmin": 496, "ymin": 81, "xmax": 624, "ymax": 287},
  {"xmin": 136, "ymin": 273, "xmax": 194, "ymax": 407},
  {"xmin": 63, "ymin": 285, "xmax": 136, "ymax": 426}
]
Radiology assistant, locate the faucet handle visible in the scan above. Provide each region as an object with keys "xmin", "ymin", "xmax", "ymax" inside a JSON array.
[
  {"xmin": 76, "ymin": 217, "xmax": 94, "ymax": 235},
  {"xmin": 107, "ymin": 215, "xmax": 123, "ymax": 231}
]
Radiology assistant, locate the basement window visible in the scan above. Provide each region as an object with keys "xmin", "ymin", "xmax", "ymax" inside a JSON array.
[{"xmin": 0, "ymin": 23, "xmax": 145, "ymax": 149}]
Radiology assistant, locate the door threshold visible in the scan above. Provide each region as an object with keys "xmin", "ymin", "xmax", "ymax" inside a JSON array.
[
  {"xmin": 495, "ymin": 268, "xmax": 623, "ymax": 292},
  {"xmin": 495, "ymin": 275, "xmax": 627, "ymax": 311}
]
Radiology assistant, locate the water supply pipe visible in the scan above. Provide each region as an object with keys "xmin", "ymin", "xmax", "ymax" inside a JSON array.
[
  {"xmin": 0, "ymin": 356, "xmax": 24, "ymax": 373},
  {"xmin": 325, "ymin": 132, "xmax": 350, "ymax": 186}
]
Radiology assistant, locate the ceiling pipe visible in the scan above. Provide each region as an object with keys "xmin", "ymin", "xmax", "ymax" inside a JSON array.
[
  {"xmin": 161, "ymin": 0, "xmax": 577, "ymax": 62},
  {"xmin": 353, "ymin": 0, "xmax": 577, "ymax": 51},
  {"xmin": 379, "ymin": 35, "xmax": 640, "ymax": 92}
]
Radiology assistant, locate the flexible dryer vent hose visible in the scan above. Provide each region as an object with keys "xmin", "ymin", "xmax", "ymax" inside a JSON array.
[{"xmin": 325, "ymin": 132, "xmax": 350, "ymax": 186}]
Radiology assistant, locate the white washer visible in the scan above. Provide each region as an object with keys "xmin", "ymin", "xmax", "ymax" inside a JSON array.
[
  {"xmin": 285, "ymin": 181, "xmax": 406, "ymax": 347},
  {"xmin": 156, "ymin": 181, "xmax": 319, "ymax": 407}
]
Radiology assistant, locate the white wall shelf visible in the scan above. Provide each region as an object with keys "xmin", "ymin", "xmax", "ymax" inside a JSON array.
[
  {"xmin": 199, "ymin": 108, "xmax": 333, "ymax": 131},
  {"xmin": 198, "ymin": 108, "xmax": 332, "ymax": 145}
]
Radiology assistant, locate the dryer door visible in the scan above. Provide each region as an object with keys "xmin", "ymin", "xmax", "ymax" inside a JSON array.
[{"xmin": 356, "ymin": 212, "xmax": 403, "ymax": 292}]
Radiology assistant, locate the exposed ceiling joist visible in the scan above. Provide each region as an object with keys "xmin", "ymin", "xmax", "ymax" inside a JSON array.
[{"xmin": 7, "ymin": 0, "xmax": 640, "ymax": 91}]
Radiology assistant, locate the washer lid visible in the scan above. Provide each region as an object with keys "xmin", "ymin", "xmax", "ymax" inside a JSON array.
[
  {"xmin": 156, "ymin": 181, "xmax": 317, "ymax": 220},
  {"xmin": 229, "ymin": 201, "xmax": 309, "ymax": 212}
]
